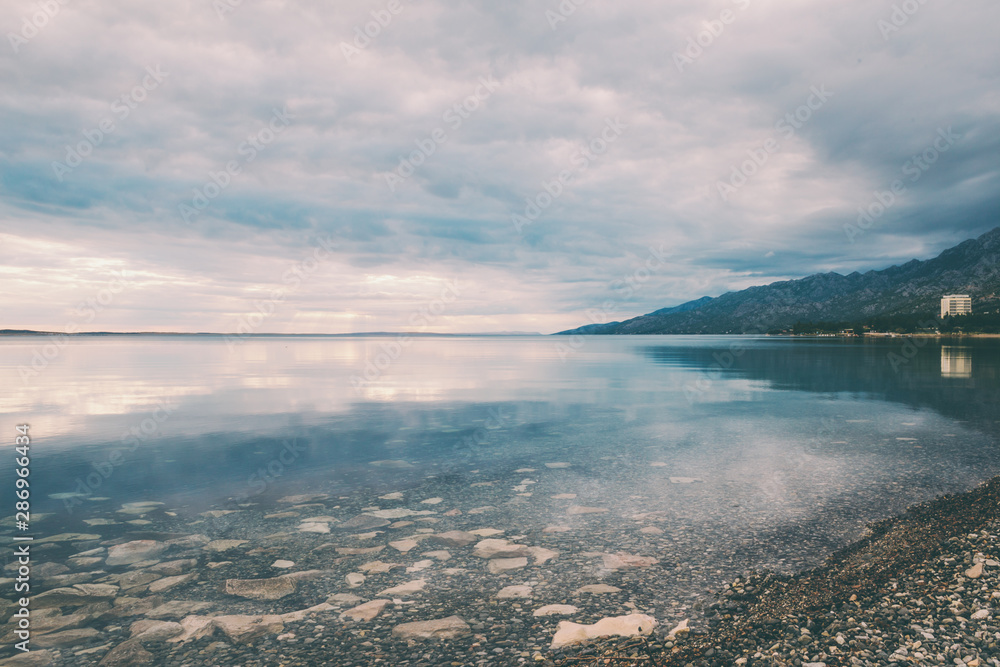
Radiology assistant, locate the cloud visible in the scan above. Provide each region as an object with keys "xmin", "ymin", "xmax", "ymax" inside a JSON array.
[{"xmin": 1, "ymin": 0, "xmax": 998, "ymax": 333}]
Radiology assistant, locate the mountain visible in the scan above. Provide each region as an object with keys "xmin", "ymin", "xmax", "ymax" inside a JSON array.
[{"xmin": 558, "ymin": 226, "xmax": 1000, "ymax": 335}]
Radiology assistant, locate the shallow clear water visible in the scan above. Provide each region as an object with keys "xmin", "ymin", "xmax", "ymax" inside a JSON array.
[{"xmin": 2, "ymin": 335, "xmax": 999, "ymax": 662}]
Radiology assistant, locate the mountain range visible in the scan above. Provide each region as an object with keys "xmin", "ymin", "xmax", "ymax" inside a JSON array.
[{"xmin": 558, "ymin": 226, "xmax": 1000, "ymax": 335}]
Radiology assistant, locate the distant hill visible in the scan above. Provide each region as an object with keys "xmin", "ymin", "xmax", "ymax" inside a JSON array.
[{"xmin": 558, "ymin": 226, "xmax": 1000, "ymax": 335}]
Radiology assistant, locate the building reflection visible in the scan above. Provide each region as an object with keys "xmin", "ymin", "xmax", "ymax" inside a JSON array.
[{"xmin": 941, "ymin": 346, "xmax": 972, "ymax": 378}]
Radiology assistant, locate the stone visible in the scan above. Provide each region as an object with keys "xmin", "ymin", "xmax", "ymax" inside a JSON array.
[
  {"xmin": 370, "ymin": 508, "xmax": 436, "ymax": 519},
  {"xmin": 35, "ymin": 563, "xmax": 71, "ymax": 578},
  {"xmin": 667, "ymin": 619, "xmax": 689, "ymax": 638},
  {"xmin": 391, "ymin": 616, "xmax": 470, "ymax": 641},
  {"xmin": 145, "ymin": 600, "xmax": 214, "ymax": 619},
  {"xmin": 965, "ymin": 563, "xmax": 983, "ymax": 579},
  {"xmin": 488, "ymin": 557, "xmax": 528, "ymax": 574},
  {"xmin": 34, "ymin": 584, "xmax": 119, "ymax": 608},
  {"xmin": 543, "ymin": 525, "xmax": 571, "ymax": 533},
  {"xmin": 639, "ymin": 526, "xmax": 664, "ymax": 535},
  {"xmin": 534, "ymin": 604, "xmax": 579, "ymax": 617},
  {"xmin": 567, "ymin": 506, "xmax": 608, "ymax": 515},
  {"xmin": 147, "ymin": 573, "xmax": 195, "ymax": 594},
  {"xmin": 406, "ymin": 559, "xmax": 434, "ymax": 573},
  {"xmin": 601, "ymin": 553, "xmax": 659, "ymax": 569},
  {"xmin": 469, "ymin": 528, "xmax": 504, "ymax": 537},
  {"xmin": 278, "ymin": 493, "xmax": 329, "ymax": 504},
  {"xmin": 545, "ymin": 462, "xmax": 572, "ymax": 468},
  {"xmin": 0, "ymin": 650, "xmax": 56, "ymax": 665},
  {"xmin": 340, "ymin": 599, "xmax": 390, "ymax": 622},
  {"xmin": 130, "ymin": 619, "xmax": 184, "ymax": 642},
  {"xmin": 526, "ymin": 546, "xmax": 559, "ymax": 565},
  {"xmin": 117, "ymin": 501, "xmax": 165, "ymax": 515},
  {"xmin": 35, "ymin": 533, "xmax": 101, "ymax": 544},
  {"xmin": 278, "ymin": 602, "xmax": 334, "ymax": 623},
  {"xmin": 149, "ymin": 559, "xmax": 196, "ymax": 576},
  {"xmin": 114, "ymin": 570, "xmax": 161, "ymax": 591},
  {"xmin": 98, "ymin": 639, "xmax": 152, "ymax": 666},
  {"xmin": 337, "ymin": 515, "xmax": 391, "ymax": 531},
  {"xmin": 473, "ymin": 539, "xmax": 529, "ymax": 559},
  {"xmin": 669, "ymin": 477, "xmax": 702, "ymax": 484},
  {"xmin": 426, "ymin": 531, "xmax": 477, "ymax": 548},
  {"xmin": 224, "ymin": 577, "xmax": 297, "ymax": 600},
  {"xmin": 389, "ymin": 539, "xmax": 420, "ymax": 553},
  {"xmin": 328, "ymin": 593, "xmax": 363, "ymax": 606},
  {"xmin": 212, "ymin": 615, "xmax": 284, "ymax": 643},
  {"xmin": 203, "ymin": 540, "xmax": 247, "ymax": 552},
  {"xmin": 379, "ymin": 492, "xmax": 404, "ymax": 500},
  {"xmin": 420, "ymin": 497, "xmax": 444, "ymax": 505},
  {"xmin": 272, "ymin": 560, "xmax": 295, "ymax": 569},
  {"xmin": 971, "ymin": 609, "xmax": 990, "ymax": 620},
  {"xmin": 359, "ymin": 560, "xmax": 404, "ymax": 574},
  {"xmin": 106, "ymin": 541, "xmax": 167, "ymax": 567},
  {"xmin": 33, "ymin": 627, "xmax": 100, "ymax": 648},
  {"xmin": 378, "ymin": 579, "xmax": 426, "ymax": 596},
  {"xmin": 575, "ymin": 584, "xmax": 621, "ymax": 594},
  {"xmin": 551, "ymin": 493, "xmax": 577, "ymax": 500},
  {"xmin": 422, "ymin": 550, "xmax": 452, "ymax": 561},
  {"xmin": 551, "ymin": 614, "xmax": 656, "ymax": 649},
  {"xmin": 650, "ymin": 461, "xmax": 668, "ymax": 467},
  {"xmin": 346, "ymin": 573, "xmax": 365, "ymax": 587},
  {"xmin": 497, "ymin": 585, "xmax": 532, "ymax": 599},
  {"xmin": 168, "ymin": 615, "xmax": 215, "ymax": 643},
  {"xmin": 298, "ymin": 522, "xmax": 330, "ymax": 534}
]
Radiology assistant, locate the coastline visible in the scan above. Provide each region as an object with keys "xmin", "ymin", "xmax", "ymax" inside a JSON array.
[{"xmin": 557, "ymin": 475, "xmax": 1000, "ymax": 666}]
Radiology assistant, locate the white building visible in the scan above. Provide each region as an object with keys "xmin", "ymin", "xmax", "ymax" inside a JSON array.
[{"xmin": 940, "ymin": 294, "xmax": 972, "ymax": 318}]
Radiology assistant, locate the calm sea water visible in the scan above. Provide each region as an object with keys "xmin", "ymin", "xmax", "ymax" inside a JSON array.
[{"xmin": 2, "ymin": 335, "xmax": 999, "ymax": 568}]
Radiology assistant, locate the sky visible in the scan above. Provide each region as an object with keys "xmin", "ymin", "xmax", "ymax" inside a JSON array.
[{"xmin": 2, "ymin": 0, "xmax": 999, "ymax": 334}]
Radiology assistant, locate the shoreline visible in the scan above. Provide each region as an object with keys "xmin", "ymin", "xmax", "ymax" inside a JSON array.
[{"xmin": 557, "ymin": 475, "xmax": 1000, "ymax": 666}]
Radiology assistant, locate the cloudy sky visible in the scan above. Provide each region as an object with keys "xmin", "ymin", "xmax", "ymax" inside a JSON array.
[{"xmin": 2, "ymin": 0, "xmax": 999, "ymax": 334}]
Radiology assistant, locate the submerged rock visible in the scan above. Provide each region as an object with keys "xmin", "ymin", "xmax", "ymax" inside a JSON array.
[
  {"xmin": 497, "ymin": 585, "xmax": 532, "ymax": 599},
  {"xmin": 340, "ymin": 599, "xmax": 390, "ymax": 622},
  {"xmin": 551, "ymin": 613, "xmax": 656, "ymax": 648},
  {"xmin": 378, "ymin": 579, "xmax": 426, "ymax": 596},
  {"xmin": 533, "ymin": 604, "xmax": 579, "ymax": 617},
  {"xmin": 224, "ymin": 576, "xmax": 297, "ymax": 600},
  {"xmin": 488, "ymin": 557, "xmax": 528, "ymax": 574},
  {"xmin": 575, "ymin": 584, "xmax": 622, "ymax": 595},
  {"xmin": 391, "ymin": 616, "xmax": 471, "ymax": 641},
  {"xmin": 106, "ymin": 540, "xmax": 167, "ymax": 566},
  {"xmin": 426, "ymin": 531, "xmax": 477, "ymax": 548}
]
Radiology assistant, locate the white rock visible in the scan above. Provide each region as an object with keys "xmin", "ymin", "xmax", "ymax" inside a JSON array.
[
  {"xmin": 378, "ymin": 579, "xmax": 426, "ymax": 597},
  {"xmin": 472, "ymin": 539, "xmax": 529, "ymax": 559},
  {"xmin": 667, "ymin": 619, "xmax": 690, "ymax": 638},
  {"xmin": 488, "ymin": 557, "xmax": 528, "ymax": 574},
  {"xmin": 971, "ymin": 609, "xmax": 990, "ymax": 620},
  {"xmin": 345, "ymin": 573, "xmax": 365, "ymax": 588},
  {"xmin": 551, "ymin": 493, "xmax": 577, "ymax": 500},
  {"xmin": 389, "ymin": 539, "xmax": 420, "ymax": 553},
  {"xmin": 469, "ymin": 528, "xmax": 504, "ymax": 537},
  {"xmin": 544, "ymin": 525, "xmax": 572, "ymax": 533},
  {"xmin": 370, "ymin": 508, "xmax": 436, "ymax": 519},
  {"xmin": 406, "ymin": 559, "xmax": 434, "ymax": 573},
  {"xmin": 420, "ymin": 498, "xmax": 444, "ymax": 505},
  {"xmin": 551, "ymin": 614, "xmax": 656, "ymax": 648},
  {"xmin": 965, "ymin": 563, "xmax": 983, "ymax": 579},
  {"xmin": 340, "ymin": 599, "xmax": 390, "ymax": 622},
  {"xmin": 527, "ymin": 546, "xmax": 559, "ymax": 565},
  {"xmin": 426, "ymin": 531, "xmax": 477, "ymax": 548},
  {"xmin": 575, "ymin": 584, "xmax": 621, "ymax": 595},
  {"xmin": 379, "ymin": 492, "xmax": 404, "ymax": 500},
  {"xmin": 391, "ymin": 616, "xmax": 470, "ymax": 641},
  {"xmin": 422, "ymin": 550, "xmax": 452, "ymax": 561},
  {"xmin": 130, "ymin": 619, "xmax": 184, "ymax": 643},
  {"xmin": 601, "ymin": 553, "xmax": 659, "ymax": 569},
  {"xmin": 328, "ymin": 593, "xmax": 362, "ymax": 606},
  {"xmin": 298, "ymin": 522, "xmax": 330, "ymax": 534},
  {"xmin": 567, "ymin": 506, "xmax": 609, "ymax": 515},
  {"xmin": 640, "ymin": 526, "xmax": 664, "ymax": 535},
  {"xmin": 497, "ymin": 585, "xmax": 532, "ymax": 599},
  {"xmin": 203, "ymin": 540, "xmax": 248, "ymax": 552},
  {"xmin": 271, "ymin": 560, "xmax": 295, "ymax": 569},
  {"xmin": 534, "ymin": 604, "xmax": 579, "ymax": 617},
  {"xmin": 545, "ymin": 462, "xmax": 572, "ymax": 469},
  {"xmin": 669, "ymin": 477, "xmax": 702, "ymax": 484},
  {"xmin": 649, "ymin": 462, "xmax": 668, "ymax": 467},
  {"xmin": 106, "ymin": 540, "xmax": 167, "ymax": 567},
  {"xmin": 358, "ymin": 561, "xmax": 404, "ymax": 574}
]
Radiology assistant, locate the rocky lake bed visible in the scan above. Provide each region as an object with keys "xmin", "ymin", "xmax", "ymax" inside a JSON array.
[{"xmin": 2, "ymin": 457, "xmax": 998, "ymax": 666}]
